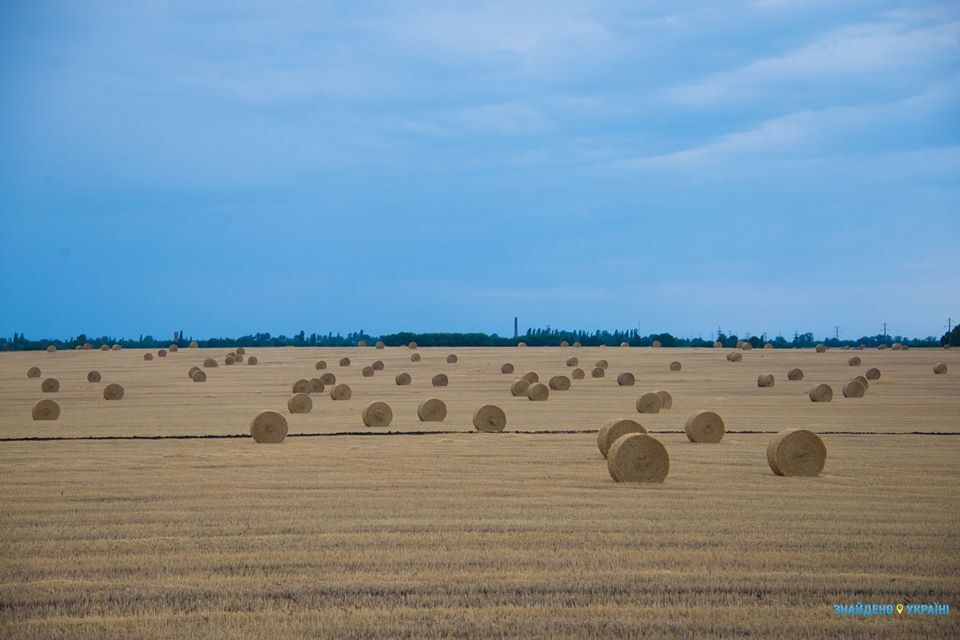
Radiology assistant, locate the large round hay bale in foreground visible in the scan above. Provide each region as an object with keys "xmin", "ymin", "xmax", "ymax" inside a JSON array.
[
  {"xmin": 375, "ymin": 341, "xmax": 385, "ymax": 349},
  {"xmin": 767, "ymin": 429, "xmax": 826, "ymax": 477},
  {"xmin": 726, "ymin": 352, "xmax": 742, "ymax": 362},
  {"xmin": 204, "ymin": 358, "xmax": 218, "ymax": 368},
  {"xmin": 548, "ymin": 375, "xmax": 571, "ymax": 391},
  {"xmin": 787, "ymin": 368, "xmax": 804, "ymax": 381},
  {"xmin": 87, "ymin": 370, "xmax": 102, "ymax": 383},
  {"xmin": 339, "ymin": 357, "xmax": 351, "ymax": 367},
  {"xmin": 808, "ymin": 384, "xmax": 833, "ymax": 403},
  {"xmin": 32, "ymin": 399, "xmax": 61, "ymax": 421},
  {"xmin": 362, "ymin": 402, "xmax": 393, "ymax": 427},
  {"xmin": 46, "ymin": 345, "xmax": 56, "ymax": 353},
  {"xmin": 315, "ymin": 360, "xmax": 327, "ymax": 370},
  {"xmin": 103, "ymin": 383, "xmax": 124, "ymax": 400},
  {"xmin": 865, "ymin": 368, "xmax": 881, "ymax": 380},
  {"xmin": 572, "ymin": 368, "xmax": 585, "ymax": 380},
  {"xmin": 310, "ymin": 378, "xmax": 325, "ymax": 393},
  {"xmin": 432, "ymin": 373, "xmax": 449, "ymax": 387},
  {"xmin": 510, "ymin": 378, "xmax": 530, "ymax": 396},
  {"xmin": 320, "ymin": 373, "xmax": 336, "ymax": 385},
  {"xmin": 566, "ymin": 357, "xmax": 579, "ymax": 367},
  {"xmin": 418, "ymin": 398, "xmax": 447, "ymax": 422},
  {"xmin": 684, "ymin": 411, "xmax": 724, "ymax": 443},
  {"xmin": 144, "ymin": 353, "xmax": 154, "ymax": 361},
  {"xmin": 191, "ymin": 369, "xmax": 206, "ymax": 382},
  {"xmin": 854, "ymin": 375, "xmax": 869, "ymax": 389},
  {"xmin": 526, "ymin": 383, "xmax": 549, "ymax": 401},
  {"xmin": 473, "ymin": 405, "xmax": 506, "ymax": 432},
  {"xmin": 411, "ymin": 353, "xmax": 421, "ymax": 362},
  {"xmin": 287, "ymin": 393, "xmax": 313, "ymax": 414},
  {"xmin": 250, "ymin": 410, "xmax": 288, "ymax": 444},
  {"xmin": 616, "ymin": 372, "xmax": 635, "ymax": 386},
  {"xmin": 362, "ymin": 366, "xmax": 375, "ymax": 377},
  {"xmin": 330, "ymin": 384, "xmax": 352, "ymax": 400},
  {"xmin": 635, "ymin": 392, "xmax": 661, "ymax": 414},
  {"xmin": 597, "ymin": 419, "xmax": 646, "ymax": 458},
  {"xmin": 26, "ymin": 366, "xmax": 41, "ymax": 378},
  {"xmin": 815, "ymin": 344, "xmax": 827, "ymax": 353},
  {"xmin": 843, "ymin": 379, "xmax": 866, "ymax": 398},
  {"xmin": 523, "ymin": 371, "xmax": 539, "ymax": 384},
  {"xmin": 292, "ymin": 379, "xmax": 311, "ymax": 394},
  {"xmin": 757, "ymin": 374, "xmax": 775, "ymax": 388},
  {"xmin": 607, "ymin": 434, "xmax": 669, "ymax": 483},
  {"xmin": 656, "ymin": 390, "xmax": 673, "ymax": 410},
  {"xmin": 501, "ymin": 363, "xmax": 514, "ymax": 374},
  {"xmin": 669, "ymin": 361, "xmax": 681, "ymax": 372},
  {"xmin": 933, "ymin": 363, "xmax": 948, "ymax": 374},
  {"xmin": 372, "ymin": 360, "xmax": 384, "ymax": 371},
  {"xmin": 395, "ymin": 372, "xmax": 412, "ymax": 386},
  {"xmin": 41, "ymin": 378, "xmax": 60, "ymax": 393},
  {"xmin": 848, "ymin": 356, "xmax": 861, "ymax": 366},
  {"xmin": 247, "ymin": 356, "xmax": 258, "ymax": 365},
  {"xmin": 446, "ymin": 354, "xmax": 458, "ymax": 364},
  {"xmin": 591, "ymin": 367, "xmax": 605, "ymax": 378}
]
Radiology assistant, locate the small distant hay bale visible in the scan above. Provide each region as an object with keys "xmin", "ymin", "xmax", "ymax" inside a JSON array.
[
  {"xmin": 411, "ymin": 353, "xmax": 421, "ymax": 362},
  {"xmin": 224, "ymin": 355, "xmax": 235, "ymax": 365},
  {"xmin": 32, "ymin": 399, "xmax": 61, "ymax": 421},
  {"xmin": 878, "ymin": 344, "xmax": 887, "ymax": 350},
  {"xmin": 473, "ymin": 405, "xmax": 506, "ymax": 432},
  {"xmin": 112, "ymin": 344, "xmax": 121, "ymax": 351},
  {"xmin": 27, "ymin": 366, "xmax": 41, "ymax": 379},
  {"xmin": 651, "ymin": 340, "xmax": 661, "ymax": 348},
  {"xmin": 566, "ymin": 357, "xmax": 579, "ymax": 367},
  {"xmin": 573, "ymin": 341, "xmax": 582, "ymax": 348},
  {"xmin": 620, "ymin": 342, "xmax": 630, "ymax": 347},
  {"xmin": 517, "ymin": 342, "xmax": 527, "ymax": 348},
  {"xmin": 548, "ymin": 375, "xmax": 571, "ymax": 391},
  {"xmin": 320, "ymin": 372, "xmax": 336, "ymax": 385},
  {"xmin": 933, "ymin": 363, "xmax": 948, "ymax": 374},
  {"xmin": 944, "ymin": 345, "xmax": 950, "ymax": 350},
  {"xmin": 250, "ymin": 410, "xmax": 287, "ymax": 444},
  {"xmin": 310, "ymin": 378, "xmax": 325, "ymax": 393},
  {"xmin": 315, "ymin": 360, "xmax": 327, "ymax": 370},
  {"xmin": 169, "ymin": 344, "xmax": 179, "ymax": 352},
  {"xmin": 41, "ymin": 378, "xmax": 60, "ymax": 393},
  {"xmin": 247, "ymin": 356, "xmax": 258, "ymax": 365},
  {"xmin": 526, "ymin": 383, "xmax": 549, "ymax": 401},
  {"xmin": 656, "ymin": 390, "xmax": 673, "ymax": 409},
  {"xmin": 841, "ymin": 345, "xmax": 850, "ymax": 350},
  {"xmin": 236, "ymin": 347, "xmax": 245, "ymax": 355},
  {"xmin": 418, "ymin": 398, "xmax": 447, "ymax": 422},
  {"xmin": 82, "ymin": 342, "xmax": 92, "ymax": 350},
  {"xmin": 669, "ymin": 361, "xmax": 681, "ymax": 372},
  {"xmin": 189, "ymin": 342, "xmax": 199, "ymax": 348},
  {"xmin": 764, "ymin": 343, "xmax": 773, "ymax": 349},
  {"xmin": 742, "ymin": 342, "xmax": 753, "ymax": 351},
  {"xmin": 591, "ymin": 367, "xmax": 605, "ymax": 378},
  {"xmin": 713, "ymin": 341, "xmax": 723, "ymax": 348},
  {"xmin": 357, "ymin": 340, "xmax": 367, "ymax": 348},
  {"xmin": 635, "ymin": 392, "xmax": 661, "ymax": 414},
  {"xmin": 607, "ymin": 434, "xmax": 669, "ymax": 483},
  {"xmin": 865, "ymin": 368, "xmax": 881, "ymax": 380},
  {"xmin": 510, "ymin": 378, "xmax": 530, "ymax": 396},
  {"xmin": 103, "ymin": 383, "xmax": 124, "ymax": 400},
  {"xmin": 292, "ymin": 379, "xmax": 312, "ymax": 394},
  {"xmin": 501, "ymin": 363, "xmax": 514, "ymax": 374},
  {"xmin": 362, "ymin": 366, "xmax": 375, "ymax": 377},
  {"xmin": 616, "ymin": 372, "xmax": 635, "ymax": 386},
  {"xmin": 572, "ymin": 368, "xmax": 585, "ymax": 380},
  {"xmin": 892, "ymin": 342, "xmax": 903, "ymax": 351},
  {"xmin": 446, "ymin": 354, "xmax": 458, "ymax": 364},
  {"xmin": 144, "ymin": 353, "xmax": 154, "ymax": 361},
  {"xmin": 766, "ymin": 429, "xmax": 826, "ymax": 477},
  {"xmin": 46, "ymin": 345, "xmax": 56, "ymax": 353},
  {"xmin": 597, "ymin": 419, "xmax": 646, "ymax": 458},
  {"xmin": 848, "ymin": 356, "xmax": 861, "ymax": 366},
  {"xmin": 235, "ymin": 355, "xmax": 245, "ymax": 363},
  {"xmin": 287, "ymin": 393, "xmax": 313, "ymax": 414},
  {"xmin": 362, "ymin": 401, "xmax": 393, "ymax": 427},
  {"xmin": 158, "ymin": 349, "xmax": 167, "ymax": 358},
  {"xmin": 408, "ymin": 341, "xmax": 418, "ymax": 349},
  {"xmin": 854, "ymin": 375, "xmax": 869, "ymax": 389},
  {"xmin": 523, "ymin": 371, "xmax": 539, "ymax": 384},
  {"xmin": 787, "ymin": 368, "xmax": 804, "ymax": 381},
  {"xmin": 100, "ymin": 345, "xmax": 109, "ymax": 351},
  {"xmin": 757, "ymin": 374, "xmax": 775, "ymax": 388},
  {"xmin": 330, "ymin": 383, "xmax": 352, "ymax": 400},
  {"xmin": 726, "ymin": 352, "xmax": 742, "ymax": 362},
  {"xmin": 375, "ymin": 341, "xmax": 385, "ymax": 349},
  {"xmin": 339, "ymin": 357, "xmax": 351, "ymax": 367},
  {"xmin": 372, "ymin": 360, "xmax": 384, "ymax": 371},
  {"xmin": 191, "ymin": 369, "xmax": 206, "ymax": 382},
  {"xmin": 395, "ymin": 372, "xmax": 412, "ymax": 386},
  {"xmin": 561, "ymin": 340, "xmax": 569, "ymax": 347},
  {"xmin": 203, "ymin": 357, "xmax": 218, "ymax": 368},
  {"xmin": 596, "ymin": 359, "xmax": 609, "ymax": 370},
  {"xmin": 815, "ymin": 344, "xmax": 827, "ymax": 353},
  {"xmin": 432, "ymin": 373, "xmax": 449, "ymax": 387},
  {"xmin": 87, "ymin": 370, "xmax": 102, "ymax": 383},
  {"xmin": 808, "ymin": 384, "xmax": 833, "ymax": 403},
  {"xmin": 684, "ymin": 411, "xmax": 724, "ymax": 443},
  {"xmin": 858, "ymin": 344, "xmax": 866, "ymax": 350}
]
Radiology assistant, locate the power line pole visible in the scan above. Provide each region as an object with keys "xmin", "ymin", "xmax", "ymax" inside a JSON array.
[
  {"xmin": 834, "ymin": 325, "xmax": 840, "ymax": 340},
  {"xmin": 882, "ymin": 322, "xmax": 887, "ymax": 340}
]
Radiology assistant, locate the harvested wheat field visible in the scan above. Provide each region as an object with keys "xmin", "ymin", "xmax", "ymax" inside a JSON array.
[{"xmin": 1, "ymin": 346, "xmax": 959, "ymax": 638}]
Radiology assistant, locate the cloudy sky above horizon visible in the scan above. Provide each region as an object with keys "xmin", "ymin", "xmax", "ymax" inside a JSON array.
[{"xmin": 1, "ymin": 1, "xmax": 958, "ymax": 340}]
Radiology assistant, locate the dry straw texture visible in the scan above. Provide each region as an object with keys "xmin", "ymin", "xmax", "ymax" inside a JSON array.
[
  {"xmin": 372, "ymin": 360, "xmax": 384, "ymax": 371},
  {"xmin": 310, "ymin": 378, "xmax": 325, "ymax": 393},
  {"xmin": 523, "ymin": 371, "xmax": 539, "ymax": 383},
  {"xmin": 606, "ymin": 433, "xmax": 669, "ymax": 483},
  {"xmin": 432, "ymin": 373, "xmax": 449, "ymax": 387},
  {"xmin": 362, "ymin": 402, "xmax": 393, "ymax": 427},
  {"xmin": 292, "ymin": 379, "xmax": 311, "ymax": 394},
  {"xmin": 446, "ymin": 354, "xmax": 458, "ymax": 364},
  {"xmin": 320, "ymin": 373, "xmax": 336, "ymax": 385},
  {"xmin": 329, "ymin": 384, "xmax": 352, "ymax": 400},
  {"xmin": 103, "ymin": 383, "xmax": 124, "ymax": 400},
  {"xmin": 287, "ymin": 393, "xmax": 313, "ymax": 414},
  {"xmin": 571, "ymin": 368, "xmax": 585, "ymax": 380},
  {"xmin": 500, "ymin": 363, "xmax": 514, "ymax": 374},
  {"xmin": 315, "ymin": 360, "xmax": 327, "ymax": 370},
  {"xmin": 548, "ymin": 375, "xmax": 571, "ymax": 391},
  {"xmin": 417, "ymin": 398, "xmax": 447, "ymax": 422},
  {"xmin": 510, "ymin": 378, "xmax": 530, "ymax": 396},
  {"xmin": 597, "ymin": 418, "xmax": 646, "ymax": 458},
  {"xmin": 866, "ymin": 367, "xmax": 881, "ymax": 380},
  {"xmin": 933, "ymin": 363, "xmax": 948, "ymax": 374},
  {"xmin": 757, "ymin": 374, "xmax": 775, "ymax": 388},
  {"xmin": 808, "ymin": 384, "xmax": 833, "ymax": 403},
  {"xmin": 203, "ymin": 358, "xmax": 217, "ymax": 368},
  {"xmin": 669, "ymin": 361, "xmax": 681, "ymax": 371},
  {"xmin": 787, "ymin": 368, "xmax": 804, "ymax": 381},
  {"xmin": 591, "ymin": 367, "xmax": 605, "ymax": 378},
  {"xmin": 191, "ymin": 370, "xmax": 206, "ymax": 382},
  {"xmin": 87, "ymin": 371, "xmax": 102, "ymax": 383},
  {"xmin": 843, "ymin": 379, "xmax": 866, "ymax": 398},
  {"xmin": 848, "ymin": 356, "xmax": 862, "ymax": 366},
  {"xmin": 526, "ymin": 383, "xmax": 549, "ymax": 401},
  {"xmin": 362, "ymin": 366, "xmax": 375, "ymax": 377},
  {"xmin": 32, "ymin": 399, "xmax": 60, "ymax": 421},
  {"xmin": 250, "ymin": 410, "xmax": 287, "ymax": 444},
  {"xmin": 656, "ymin": 390, "xmax": 673, "ymax": 409},
  {"xmin": 473, "ymin": 404, "xmax": 506, "ymax": 432},
  {"xmin": 411, "ymin": 353, "xmax": 421, "ymax": 362},
  {"xmin": 41, "ymin": 378, "xmax": 60, "ymax": 393},
  {"xmin": 684, "ymin": 410, "xmax": 724, "ymax": 443},
  {"xmin": 395, "ymin": 372, "xmax": 412, "ymax": 386},
  {"xmin": 635, "ymin": 392, "xmax": 661, "ymax": 414},
  {"xmin": 566, "ymin": 357, "xmax": 579, "ymax": 366},
  {"xmin": 766, "ymin": 429, "xmax": 826, "ymax": 477},
  {"xmin": 617, "ymin": 372, "xmax": 635, "ymax": 386},
  {"xmin": 26, "ymin": 366, "xmax": 41, "ymax": 378}
]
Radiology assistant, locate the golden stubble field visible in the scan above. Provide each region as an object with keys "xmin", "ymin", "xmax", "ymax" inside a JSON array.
[{"xmin": 1, "ymin": 346, "xmax": 958, "ymax": 638}]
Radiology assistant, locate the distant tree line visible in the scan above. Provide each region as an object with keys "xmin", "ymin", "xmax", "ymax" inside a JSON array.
[{"xmin": 1, "ymin": 325, "xmax": 954, "ymax": 351}]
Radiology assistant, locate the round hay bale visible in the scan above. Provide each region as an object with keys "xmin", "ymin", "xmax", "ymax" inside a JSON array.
[
  {"xmin": 339, "ymin": 357, "xmax": 351, "ymax": 367},
  {"xmin": 764, "ymin": 343, "xmax": 773, "ymax": 349},
  {"xmin": 235, "ymin": 347, "xmax": 245, "ymax": 355},
  {"xmin": 808, "ymin": 384, "xmax": 833, "ymax": 403},
  {"xmin": 766, "ymin": 429, "xmax": 826, "ymax": 477},
  {"xmin": 684, "ymin": 410, "xmax": 724, "ymax": 443},
  {"xmin": 757, "ymin": 374, "xmax": 775, "ymax": 388},
  {"xmin": 573, "ymin": 341, "xmax": 582, "ymax": 348},
  {"xmin": 204, "ymin": 358, "xmax": 218, "ymax": 368},
  {"xmin": 726, "ymin": 352, "xmax": 742, "ymax": 362},
  {"xmin": 848, "ymin": 356, "xmax": 861, "ymax": 366},
  {"xmin": 787, "ymin": 368, "xmax": 804, "ymax": 381},
  {"xmin": 395, "ymin": 372, "xmax": 412, "ymax": 386},
  {"xmin": 411, "ymin": 353, "xmax": 421, "ymax": 362},
  {"xmin": 548, "ymin": 375, "xmax": 571, "ymax": 391},
  {"xmin": 191, "ymin": 369, "xmax": 206, "ymax": 382},
  {"xmin": 892, "ymin": 342, "xmax": 903, "ymax": 351},
  {"xmin": 501, "ymin": 363, "xmax": 514, "ymax": 374},
  {"xmin": 854, "ymin": 375, "xmax": 869, "ymax": 389},
  {"xmin": 523, "ymin": 371, "xmax": 539, "ymax": 384},
  {"xmin": 375, "ymin": 341, "xmax": 385, "ymax": 349},
  {"xmin": 591, "ymin": 367, "xmax": 605, "ymax": 378},
  {"xmin": 87, "ymin": 370, "xmax": 102, "ymax": 383},
  {"xmin": 842, "ymin": 379, "xmax": 866, "ymax": 398},
  {"xmin": 75, "ymin": 345, "xmax": 82, "ymax": 350},
  {"xmin": 32, "ymin": 399, "xmax": 60, "ymax": 421},
  {"xmin": 287, "ymin": 393, "xmax": 313, "ymax": 414},
  {"xmin": 372, "ymin": 360, "xmax": 384, "ymax": 371},
  {"xmin": 292, "ymin": 379, "xmax": 312, "ymax": 394},
  {"xmin": 510, "ymin": 378, "xmax": 530, "ymax": 396},
  {"xmin": 100, "ymin": 345, "xmax": 109, "ymax": 351},
  {"xmin": 596, "ymin": 359, "xmax": 609, "ymax": 370},
  {"xmin": 330, "ymin": 383, "xmax": 352, "ymax": 400},
  {"xmin": 362, "ymin": 366, "xmax": 375, "ymax": 377},
  {"xmin": 656, "ymin": 390, "xmax": 673, "ymax": 410},
  {"xmin": 46, "ymin": 345, "xmax": 56, "ymax": 353},
  {"xmin": 635, "ymin": 392, "xmax": 661, "ymax": 414},
  {"xmin": 878, "ymin": 344, "xmax": 887, "ymax": 350},
  {"xmin": 357, "ymin": 340, "xmax": 367, "ymax": 348},
  {"xmin": 315, "ymin": 360, "xmax": 327, "ymax": 370},
  {"xmin": 408, "ymin": 341, "xmax": 418, "ymax": 349},
  {"xmin": 446, "ymin": 354, "xmax": 458, "ymax": 364},
  {"xmin": 362, "ymin": 401, "xmax": 393, "ymax": 427},
  {"xmin": 607, "ymin": 434, "xmax": 669, "ymax": 483},
  {"xmin": 432, "ymin": 373, "xmax": 449, "ymax": 387},
  {"xmin": 933, "ymin": 363, "xmax": 948, "ymax": 375},
  {"xmin": 169, "ymin": 344, "xmax": 179, "ymax": 352},
  {"xmin": 41, "ymin": 378, "xmax": 60, "ymax": 393},
  {"xmin": 517, "ymin": 342, "xmax": 527, "ymax": 348},
  {"xmin": 741, "ymin": 342, "xmax": 753, "ymax": 351},
  {"xmin": 144, "ymin": 353, "xmax": 153, "ymax": 361},
  {"xmin": 320, "ymin": 373, "xmax": 336, "ymax": 385},
  {"xmin": 26, "ymin": 366, "xmax": 41, "ymax": 378},
  {"xmin": 560, "ymin": 340, "xmax": 569, "ymax": 347},
  {"xmin": 944, "ymin": 345, "xmax": 950, "ymax": 350},
  {"xmin": 158, "ymin": 349, "xmax": 167, "ymax": 358},
  {"xmin": 310, "ymin": 378, "xmax": 325, "ymax": 393},
  {"xmin": 250, "ymin": 410, "xmax": 287, "ymax": 443},
  {"xmin": 713, "ymin": 341, "xmax": 723, "ymax": 348},
  {"xmin": 235, "ymin": 355, "xmax": 245, "ymax": 363},
  {"xmin": 858, "ymin": 344, "xmax": 866, "ymax": 350},
  {"xmin": 247, "ymin": 356, "xmax": 258, "ymax": 365},
  {"xmin": 669, "ymin": 361, "xmax": 681, "ymax": 372},
  {"xmin": 224, "ymin": 355, "xmax": 235, "ymax": 365},
  {"xmin": 572, "ymin": 368, "xmax": 585, "ymax": 380},
  {"xmin": 189, "ymin": 341, "xmax": 199, "ymax": 348},
  {"xmin": 473, "ymin": 404, "xmax": 506, "ymax": 432},
  {"xmin": 621, "ymin": 342, "xmax": 630, "ymax": 347},
  {"xmin": 865, "ymin": 368, "xmax": 881, "ymax": 380},
  {"xmin": 526, "ymin": 383, "xmax": 549, "ymax": 401},
  {"xmin": 651, "ymin": 340, "xmax": 661, "ymax": 348},
  {"xmin": 418, "ymin": 398, "xmax": 447, "ymax": 422},
  {"xmin": 112, "ymin": 344, "xmax": 121, "ymax": 351},
  {"xmin": 616, "ymin": 372, "xmax": 635, "ymax": 386},
  {"xmin": 103, "ymin": 383, "xmax": 124, "ymax": 400},
  {"xmin": 82, "ymin": 342, "xmax": 92, "ymax": 350},
  {"xmin": 566, "ymin": 357, "xmax": 579, "ymax": 367},
  {"xmin": 815, "ymin": 344, "xmax": 827, "ymax": 353},
  {"xmin": 597, "ymin": 419, "xmax": 646, "ymax": 458}
]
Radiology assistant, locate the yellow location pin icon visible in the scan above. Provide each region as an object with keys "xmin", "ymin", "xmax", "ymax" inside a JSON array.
[{"xmin": 896, "ymin": 604, "xmax": 904, "ymax": 615}]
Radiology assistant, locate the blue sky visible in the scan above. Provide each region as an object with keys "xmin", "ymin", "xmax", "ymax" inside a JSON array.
[{"xmin": 1, "ymin": 1, "xmax": 957, "ymax": 341}]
